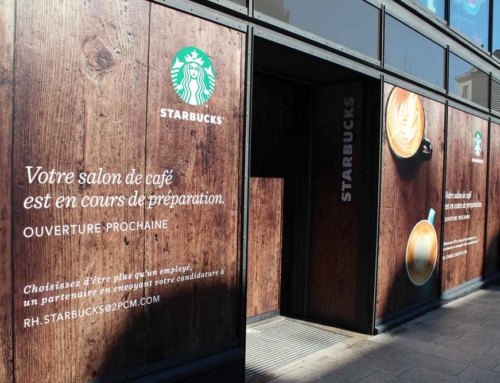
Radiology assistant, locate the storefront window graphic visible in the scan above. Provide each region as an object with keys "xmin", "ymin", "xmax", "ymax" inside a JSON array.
[
  {"xmin": 415, "ymin": 0, "xmax": 446, "ymax": 18},
  {"xmin": 450, "ymin": 0, "xmax": 490, "ymax": 48}
]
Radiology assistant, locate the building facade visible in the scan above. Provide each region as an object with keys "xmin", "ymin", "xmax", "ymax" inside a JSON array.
[{"xmin": 1, "ymin": 0, "xmax": 499, "ymax": 381}]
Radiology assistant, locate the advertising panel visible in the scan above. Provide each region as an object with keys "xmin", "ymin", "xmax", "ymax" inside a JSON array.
[
  {"xmin": 377, "ymin": 84, "xmax": 445, "ymax": 321},
  {"xmin": 442, "ymin": 108, "xmax": 488, "ymax": 292},
  {"xmin": 0, "ymin": 0, "xmax": 14, "ymax": 381},
  {"xmin": 3, "ymin": 2, "xmax": 245, "ymax": 381},
  {"xmin": 485, "ymin": 123, "xmax": 500, "ymax": 276}
]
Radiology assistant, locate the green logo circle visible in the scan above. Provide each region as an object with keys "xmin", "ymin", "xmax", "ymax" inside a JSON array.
[{"xmin": 171, "ymin": 47, "xmax": 216, "ymax": 106}]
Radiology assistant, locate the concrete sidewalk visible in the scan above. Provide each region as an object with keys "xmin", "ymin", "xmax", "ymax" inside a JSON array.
[{"xmin": 262, "ymin": 285, "xmax": 500, "ymax": 383}]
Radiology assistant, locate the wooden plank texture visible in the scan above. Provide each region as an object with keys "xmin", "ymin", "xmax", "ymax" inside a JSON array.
[
  {"xmin": 12, "ymin": 1, "xmax": 150, "ymax": 381},
  {"xmin": 0, "ymin": 0, "xmax": 15, "ymax": 381},
  {"xmin": 485, "ymin": 123, "xmax": 500, "ymax": 276},
  {"xmin": 143, "ymin": 4, "xmax": 245, "ymax": 362},
  {"xmin": 442, "ymin": 107, "xmax": 488, "ymax": 291},
  {"xmin": 247, "ymin": 177, "xmax": 284, "ymax": 318},
  {"xmin": 376, "ymin": 84, "xmax": 445, "ymax": 320}
]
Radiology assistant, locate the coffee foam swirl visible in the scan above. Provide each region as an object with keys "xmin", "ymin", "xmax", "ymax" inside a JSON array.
[
  {"xmin": 406, "ymin": 220, "xmax": 437, "ymax": 285},
  {"xmin": 386, "ymin": 88, "xmax": 424, "ymax": 158}
]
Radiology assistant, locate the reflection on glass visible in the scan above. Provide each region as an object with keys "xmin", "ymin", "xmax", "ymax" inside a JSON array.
[
  {"xmin": 254, "ymin": 0, "xmax": 379, "ymax": 59},
  {"xmin": 494, "ymin": 0, "xmax": 500, "ymax": 56},
  {"xmin": 449, "ymin": 53, "xmax": 489, "ymax": 108},
  {"xmin": 228, "ymin": 0, "xmax": 246, "ymax": 5},
  {"xmin": 415, "ymin": 0, "xmax": 445, "ymax": 18},
  {"xmin": 450, "ymin": 0, "xmax": 490, "ymax": 48},
  {"xmin": 385, "ymin": 16, "xmax": 445, "ymax": 88}
]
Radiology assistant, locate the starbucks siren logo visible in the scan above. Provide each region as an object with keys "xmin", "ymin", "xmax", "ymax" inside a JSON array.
[
  {"xmin": 171, "ymin": 47, "xmax": 215, "ymax": 106},
  {"xmin": 473, "ymin": 131, "xmax": 482, "ymax": 156}
]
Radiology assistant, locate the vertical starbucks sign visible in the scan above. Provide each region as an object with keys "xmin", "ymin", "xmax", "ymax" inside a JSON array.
[{"xmin": 171, "ymin": 47, "xmax": 216, "ymax": 106}]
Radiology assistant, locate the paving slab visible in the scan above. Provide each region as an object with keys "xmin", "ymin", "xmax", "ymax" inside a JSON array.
[
  {"xmin": 461, "ymin": 331, "xmax": 500, "ymax": 347},
  {"xmin": 429, "ymin": 346, "xmax": 499, "ymax": 369},
  {"xmin": 459, "ymin": 303, "xmax": 500, "ymax": 315},
  {"xmin": 358, "ymin": 372, "xmax": 408, "ymax": 383},
  {"xmin": 349, "ymin": 340, "xmax": 414, "ymax": 360},
  {"xmin": 325, "ymin": 348, "xmax": 362, "ymax": 362},
  {"xmin": 456, "ymin": 322, "xmax": 500, "ymax": 337},
  {"xmin": 391, "ymin": 327, "xmax": 443, "ymax": 343},
  {"xmin": 432, "ymin": 309, "xmax": 483, "ymax": 321},
  {"xmin": 479, "ymin": 320, "xmax": 500, "ymax": 331},
  {"xmin": 295, "ymin": 375, "xmax": 351, "ymax": 382},
  {"xmin": 354, "ymin": 354, "xmax": 414, "ymax": 376},
  {"xmin": 271, "ymin": 367, "xmax": 327, "ymax": 382},
  {"xmin": 400, "ymin": 352, "xmax": 468, "ymax": 376},
  {"xmin": 399, "ymin": 366, "xmax": 472, "ymax": 383},
  {"xmin": 416, "ymin": 316, "xmax": 467, "ymax": 329},
  {"xmin": 369, "ymin": 334, "xmax": 446, "ymax": 356},
  {"xmin": 457, "ymin": 366, "xmax": 500, "ymax": 382},
  {"xmin": 405, "ymin": 322, "xmax": 470, "ymax": 339},
  {"xmin": 431, "ymin": 336, "xmax": 492, "ymax": 355},
  {"xmin": 303, "ymin": 357, "xmax": 376, "ymax": 382},
  {"xmin": 484, "ymin": 346, "xmax": 500, "ymax": 359}
]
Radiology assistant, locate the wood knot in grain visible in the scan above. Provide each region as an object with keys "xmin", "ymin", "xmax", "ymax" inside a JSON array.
[
  {"xmin": 96, "ymin": 49, "xmax": 114, "ymax": 70},
  {"xmin": 83, "ymin": 36, "xmax": 118, "ymax": 78}
]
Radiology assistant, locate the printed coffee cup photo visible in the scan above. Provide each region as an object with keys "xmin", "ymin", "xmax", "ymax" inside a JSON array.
[
  {"xmin": 386, "ymin": 87, "xmax": 432, "ymax": 161},
  {"xmin": 406, "ymin": 208, "xmax": 438, "ymax": 286}
]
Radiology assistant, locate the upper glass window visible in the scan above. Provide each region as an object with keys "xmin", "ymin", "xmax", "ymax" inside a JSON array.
[
  {"xmin": 385, "ymin": 15, "xmax": 445, "ymax": 88},
  {"xmin": 450, "ymin": 0, "xmax": 490, "ymax": 49},
  {"xmin": 254, "ymin": 0, "xmax": 380, "ymax": 59},
  {"xmin": 493, "ymin": 0, "xmax": 500, "ymax": 56},
  {"xmin": 414, "ymin": 0, "xmax": 446, "ymax": 18},
  {"xmin": 449, "ymin": 53, "xmax": 489, "ymax": 108}
]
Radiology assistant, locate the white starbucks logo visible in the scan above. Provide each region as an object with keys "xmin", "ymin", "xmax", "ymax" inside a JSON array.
[{"xmin": 171, "ymin": 47, "xmax": 216, "ymax": 106}]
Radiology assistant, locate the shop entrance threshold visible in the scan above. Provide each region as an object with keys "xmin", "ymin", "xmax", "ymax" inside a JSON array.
[{"xmin": 245, "ymin": 317, "xmax": 349, "ymax": 382}]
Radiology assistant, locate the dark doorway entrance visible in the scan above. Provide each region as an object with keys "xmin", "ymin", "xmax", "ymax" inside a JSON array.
[
  {"xmin": 246, "ymin": 38, "xmax": 380, "ymax": 334},
  {"xmin": 246, "ymin": 70, "xmax": 312, "ymax": 322}
]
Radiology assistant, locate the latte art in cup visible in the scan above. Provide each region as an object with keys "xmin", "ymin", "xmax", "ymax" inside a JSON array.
[
  {"xmin": 406, "ymin": 220, "xmax": 437, "ymax": 285},
  {"xmin": 386, "ymin": 88, "xmax": 425, "ymax": 159}
]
